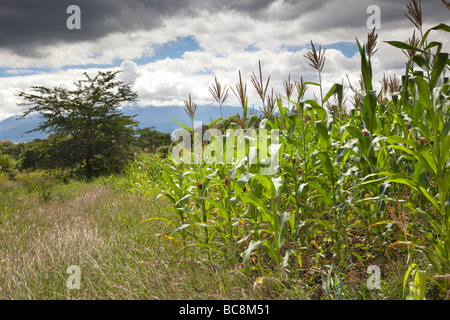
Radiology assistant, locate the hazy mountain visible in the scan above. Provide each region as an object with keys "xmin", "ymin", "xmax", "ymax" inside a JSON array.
[
  {"xmin": 0, "ymin": 105, "xmax": 260, "ymax": 143},
  {"xmin": 0, "ymin": 115, "xmax": 47, "ymax": 143}
]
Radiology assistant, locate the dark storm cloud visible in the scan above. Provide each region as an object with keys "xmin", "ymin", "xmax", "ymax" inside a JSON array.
[
  {"xmin": 0, "ymin": 0, "xmax": 275, "ymax": 56},
  {"xmin": 0, "ymin": 0, "xmax": 207, "ymax": 57},
  {"xmin": 306, "ymin": 0, "xmax": 448, "ymax": 32},
  {"xmin": 227, "ymin": 0, "xmax": 276, "ymax": 12},
  {"xmin": 0, "ymin": 0, "xmax": 447, "ymax": 58}
]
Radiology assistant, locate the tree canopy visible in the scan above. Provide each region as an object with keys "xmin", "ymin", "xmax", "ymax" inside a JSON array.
[{"xmin": 18, "ymin": 70, "xmax": 139, "ymax": 179}]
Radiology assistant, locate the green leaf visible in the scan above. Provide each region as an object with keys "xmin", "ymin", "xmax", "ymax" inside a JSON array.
[
  {"xmin": 412, "ymin": 54, "xmax": 428, "ymax": 70},
  {"xmin": 323, "ymin": 83, "xmax": 341, "ymax": 104},
  {"xmin": 206, "ymin": 118, "xmax": 222, "ymax": 126},
  {"xmin": 384, "ymin": 173, "xmax": 440, "ymax": 211},
  {"xmin": 309, "ymin": 181, "xmax": 333, "ymax": 207},
  {"xmin": 439, "ymin": 134, "xmax": 450, "ymax": 172},
  {"xmin": 140, "ymin": 216, "xmax": 177, "ymax": 227},
  {"xmin": 263, "ymin": 240, "xmax": 281, "ymax": 265},
  {"xmin": 351, "ymin": 252, "xmax": 366, "ymax": 267},
  {"xmin": 247, "ymin": 114, "xmax": 258, "ymax": 129},
  {"xmin": 416, "ymin": 76, "xmax": 432, "ymax": 110},
  {"xmin": 357, "ymin": 38, "xmax": 373, "ymax": 92},
  {"xmin": 403, "ymin": 263, "xmax": 417, "ymax": 300},
  {"xmin": 251, "ymin": 174, "xmax": 279, "ymax": 197},
  {"xmin": 170, "ymin": 118, "xmax": 192, "ymax": 132},
  {"xmin": 304, "ymin": 81, "xmax": 320, "ymax": 86},
  {"xmin": 346, "ymin": 125, "xmax": 364, "ymax": 140},
  {"xmin": 420, "ymin": 23, "xmax": 450, "ymax": 49},
  {"xmin": 385, "ymin": 41, "xmax": 427, "ymax": 55},
  {"xmin": 243, "ymin": 240, "xmax": 264, "ymax": 275},
  {"xmin": 430, "ymin": 52, "xmax": 449, "ymax": 89},
  {"xmin": 206, "ymin": 199, "xmax": 231, "ymax": 222},
  {"xmin": 424, "ymin": 41, "xmax": 442, "ymax": 53},
  {"xmin": 170, "ymin": 223, "xmax": 191, "ymax": 234}
]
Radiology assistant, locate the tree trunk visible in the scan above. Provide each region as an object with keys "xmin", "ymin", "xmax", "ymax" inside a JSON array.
[{"xmin": 85, "ymin": 155, "xmax": 93, "ymax": 180}]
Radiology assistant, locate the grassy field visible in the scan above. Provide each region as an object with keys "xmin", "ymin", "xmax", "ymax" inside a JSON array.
[
  {"xmin": 0, "ymin": 174, "xmax": 301, "ymax": 300},
  {"xmin": 0, "ymin": 172, "xmax": 441, "ymax": 300}
]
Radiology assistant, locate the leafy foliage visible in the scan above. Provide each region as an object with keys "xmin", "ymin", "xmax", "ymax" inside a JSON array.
[
  {"xmin": 18, "ymin": 71, "xmax": 139, "ymax": 179},
  {"xmin": 119, "ymin": 2, "xmax": 450, "ymax": 298}
]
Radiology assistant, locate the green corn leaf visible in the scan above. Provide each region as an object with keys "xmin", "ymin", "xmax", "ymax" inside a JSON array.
[
  {"xmin": 356, "ymin": 38, "xmax": 373, "ymax": 92},
  {"xmin": 403, "ymin": 263, "xmax": 417, "ymax": 299},
  {"xmin": 417, "ymin": 270, "xmax": 427, "ymax": 300},
  {"xmin": 170, "ymin": 223, "xmax": 192, "ymax": 234},
  {"xmin": 309, "ymin": 181, "xmax": 333, "ymax": 207},
  {"xmin": 276, "ymin": 211, "xmax": 291, "ymax": 248},
  {"xmin": 263, "ymin": 240, "xmax": 281, "ymax": 265},
  {"xmin": 277, "ymin": 96, "xmax": 287, "ymax": 121},
  {"xmin": 439, "ymin": 134, "xmax": 450, "ymax": 172},
  {"xmin": 346, "ymin": 125, "xmax": 365, "ymax": 140},
  {"xmin": 416, "ymin": 76, "xmax": 432, "ymax": 110},
  {"xmin": 412, "ymin": 54, "xmax": 428, "ymax": 70},
  {"xmin": 170, "ymin": 117, "xmax": 192, "ymax": 132},
  {"xmin": 385, "ymin": 41, "xmax": 428, "ymax": 55},
  {"xmin": 424, "ymin": 41, "xmax": 442, "ymax": 53},
  {"xmin": 384, "ymin": 173, "xmax": 440, "ymax": 211},
  {"xmin": 304, "ymin": 81, "xmax": 320, "ymax": 86},
  {"xmin": 243, "ymin": 240, "xmax": 264, "ymax": 275},
  {"xmin": 417, "ymin": 147, "xmax": 438, "ymax": 175},
  {"xmin": 206, "ymin": 118, "xmax": 222, "ymax": 126},
  {"xmin": 243, "ymin": 98, "xmax": 248, "ymax": 119},
  {"xmin": 206, "ymin": 199, "xmax": 231, "ymax": 222},
  {"xmin": 247, "ymin": 114, "xmax": 258, "ymax": 129},
  {"xmin": 430, "ymin": 52, "xmax": 449, "ymax": 89},
  {"xmin": 323, "ymin": 83, "xmax": 342, "ymax": 104},
  {"xmin": 420, "ymin": 23, "xmax": 450, "ymax": 49},
  {"xmin": 281, "ymin": 249, "xmax": 294, "ymax": 269}
]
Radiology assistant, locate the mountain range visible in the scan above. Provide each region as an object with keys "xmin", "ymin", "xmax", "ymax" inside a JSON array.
[{"xmin": 0, "ymin": 105, "xmax": 261, "ymax": 143}]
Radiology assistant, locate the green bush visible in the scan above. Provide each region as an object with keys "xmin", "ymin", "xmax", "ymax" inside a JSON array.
[{"xmin": 0, "ymin": 154, "xmax": 18, "ymax": 179}]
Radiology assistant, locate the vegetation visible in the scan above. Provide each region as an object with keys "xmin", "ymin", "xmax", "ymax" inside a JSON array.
[
  {"xmin": 1, "ymin": 0, "xmax": 448, "ymax": 300},
  {"xmin": 1, "ymin": 177, "xmax": 284, "ymax": 299},
  {"xmin": 17, "ymin": 71, "xmax": 140, "ymax": 179},
  {"xmin": 119, "ymin": 1, "xmax": 450, "ymax": 299},
  {"xmin": 4, "ymin": 70, "xmax": 171, "ymax": 178},
  {"xmin": 136, "ymin": 127, "xmax": 172, "ymax": 156},
  {"xmin": 0, "ymin": 172, "xmax": 439, "ymax": 300}
]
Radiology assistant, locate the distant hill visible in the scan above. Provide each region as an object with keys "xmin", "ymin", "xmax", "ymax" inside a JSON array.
[
  {"xmin": 0, "ymin": 115, "xmax": 47, "ymax": 143},
  {"xmin": 0, "ymin": 105, "xmax": 261, "ymax": 143}
]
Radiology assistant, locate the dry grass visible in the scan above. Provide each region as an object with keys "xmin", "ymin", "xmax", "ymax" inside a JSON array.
[
  {"xmin": 0, "ymin": 183, "xmax": 110, "ymax": 298},
  {"xmin": 0, "ymin": 177, "xmax": 307, "ymax": 300}
]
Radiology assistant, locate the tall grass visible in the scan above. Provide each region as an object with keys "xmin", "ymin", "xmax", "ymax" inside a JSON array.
[{"xmin": 3, "ymin": 175, "xmax": 316, "ymax": 299}]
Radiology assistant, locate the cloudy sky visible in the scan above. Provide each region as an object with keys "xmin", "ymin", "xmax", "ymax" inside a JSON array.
[{"xmin": 0, "ymin": 0, "xmax": 448, "ymax": 121}]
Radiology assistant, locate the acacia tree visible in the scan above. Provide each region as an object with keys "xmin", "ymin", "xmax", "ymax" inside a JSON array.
[{"xmin": 18, "ymin": 70, "xmax": 139, "ymax": 179}]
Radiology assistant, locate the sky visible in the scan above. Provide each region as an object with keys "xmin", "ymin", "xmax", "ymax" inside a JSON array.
[{"xmin": 0, "ymin": 0, "xmax": 449, "ymax": 121}]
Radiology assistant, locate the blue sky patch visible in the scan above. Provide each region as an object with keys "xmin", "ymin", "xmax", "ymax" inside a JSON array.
[
  {"xmin": 136, "ymin": 36, "xmax": 202, "ymax": 64},
  {"xmin": 0, "ymin": 36, "xmax": 203, "ymax": 77},
  {"xmin": 0, "ymin": 67, "xmax": 53, "ymax": 78}
]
